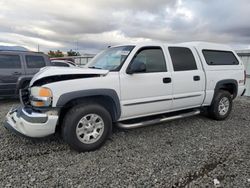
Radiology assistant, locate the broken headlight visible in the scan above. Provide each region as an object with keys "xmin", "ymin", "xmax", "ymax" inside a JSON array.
[{"xmin": 30, "ymin": 87, "xmax": 53, "ymax": 107}]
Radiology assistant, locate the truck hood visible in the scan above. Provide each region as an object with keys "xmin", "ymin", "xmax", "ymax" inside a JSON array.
[{"xmin": 30, "ymin": 66, "xmax": 109, "ymax": 86}]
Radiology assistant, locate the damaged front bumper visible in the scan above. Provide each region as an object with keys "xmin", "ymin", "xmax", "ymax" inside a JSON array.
[{"xmin": 4, "ymin": 106, "xmax": 58, "ymax": 138}]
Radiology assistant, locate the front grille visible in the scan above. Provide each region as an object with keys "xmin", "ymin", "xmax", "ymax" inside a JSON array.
[{"xmin": 19, "ymin": 88, "xmax": 30, "ymax": 106}]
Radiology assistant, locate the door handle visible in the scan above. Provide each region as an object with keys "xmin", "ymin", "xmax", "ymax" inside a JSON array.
[
  {"xmin": 163, "ymin": 77, "xmax": 171, "ymax": 83},
  {"xmin": 12, "ymin": 72, "xmax": 22, "ymax": 75},
  {"xmin": 193, "ymin": 75, "xmax": 200, "ymax": 81}
]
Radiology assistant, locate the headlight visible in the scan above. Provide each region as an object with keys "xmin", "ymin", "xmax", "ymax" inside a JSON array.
[{"xmin": 30, "ymin": 87, "xmax": 53, "ymax": 107}]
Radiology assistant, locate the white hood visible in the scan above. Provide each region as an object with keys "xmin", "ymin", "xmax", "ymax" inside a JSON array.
[{"xmin": 30, "ymin": 66, "xmax": 109, "ymax": 86}]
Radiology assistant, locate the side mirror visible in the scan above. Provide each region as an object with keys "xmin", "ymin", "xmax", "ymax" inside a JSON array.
[{"xmin": 127, "ymin": 60, "xmax": 146, "ymax": 74}]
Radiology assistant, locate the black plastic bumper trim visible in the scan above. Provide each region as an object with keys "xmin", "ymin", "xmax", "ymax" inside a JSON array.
[{"xmin": 15, "ymin": 106, "xmax": 48, "ymax": 123}]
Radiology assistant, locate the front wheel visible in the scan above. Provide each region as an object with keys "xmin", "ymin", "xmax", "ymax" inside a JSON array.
[
  {"xmin": 208, "ymin": 90, "xmax": 233, "ymax": 120},
  {"xmin": 61, "ymin": 103, "xmax": 112, "ymax": 152}
]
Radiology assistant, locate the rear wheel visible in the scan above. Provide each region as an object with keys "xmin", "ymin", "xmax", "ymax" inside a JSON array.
[
  {"xmin": 61, "ymin": 103, "xmax": 112, "ymax": 152},
  {"xmin": 208, "ymin": 90, "xmax": 232, "ymax": 120}
]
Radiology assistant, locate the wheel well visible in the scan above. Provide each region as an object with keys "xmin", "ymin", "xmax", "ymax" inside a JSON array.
[
  {"xmin": 21, "ymin": 80, "xmax": 30, "ymax": 88},
  {"xmin": 56, "ymin": 96, "xmax": 118, "ymax": 132},
  {"xmin": 218, "ymin": 83, "xmax": 237, "ymax": 98},
  {"xmin": 16, "ymin": 79, "xmax": 30, "ymax": 94}
]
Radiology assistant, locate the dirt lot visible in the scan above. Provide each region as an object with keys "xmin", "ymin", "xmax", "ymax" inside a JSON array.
[{"xmin": 0, "ymin": 98, "xmax": 250, "ymax": 187}]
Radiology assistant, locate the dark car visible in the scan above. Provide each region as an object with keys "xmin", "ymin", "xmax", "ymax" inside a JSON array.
[{"xmin": 0, "ymin": 50, "xmax": 51, "ymax": 97}]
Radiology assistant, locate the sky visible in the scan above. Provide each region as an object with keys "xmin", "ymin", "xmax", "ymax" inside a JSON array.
[{"xmin": 0, "ymin": 0, "xmax": 250, "ymax": 53}]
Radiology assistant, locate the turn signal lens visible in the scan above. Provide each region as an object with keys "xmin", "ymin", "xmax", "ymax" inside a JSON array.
[
  {"xmin": 31, "ymin": 101, "xmax": 46, "ymax": 107},
  {"xmin": 39, "ymin": 88, "xmax": 52, "ymax": 97}
]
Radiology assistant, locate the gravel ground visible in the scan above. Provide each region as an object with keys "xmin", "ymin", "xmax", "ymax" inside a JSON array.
[{"xmin": 0, "ymin": 98, "xmax": 250, "ymax": 188}]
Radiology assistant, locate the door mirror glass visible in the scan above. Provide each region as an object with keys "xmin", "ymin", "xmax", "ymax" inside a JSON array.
[{"xmin": 127, "ymin": 60, "xmax": 146, "ymax": 74}]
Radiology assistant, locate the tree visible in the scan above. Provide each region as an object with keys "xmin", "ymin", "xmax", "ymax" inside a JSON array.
[
  {"xmin": 67, "ymin": 49, "xmax": 80, "ymax": 56},
  {"xmin": 48, "ymin": 50, "xmax": 64, "ymax": 57}
]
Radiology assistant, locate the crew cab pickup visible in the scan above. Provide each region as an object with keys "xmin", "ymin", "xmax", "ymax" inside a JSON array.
[{"xmin": 4, "ymin": 42, "xmax": 246, "ymax": 152}]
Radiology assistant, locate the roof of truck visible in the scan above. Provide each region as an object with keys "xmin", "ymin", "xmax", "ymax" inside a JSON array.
[
  {"xmin": 112, "ymin": 41, "xmax": 234, "ymax": 51},
  {"xmin": 178, "ymin": 42, "xmax": 233, "ymax": 50}
]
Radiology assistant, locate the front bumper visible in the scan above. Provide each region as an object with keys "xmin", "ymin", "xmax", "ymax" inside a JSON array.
[{"xmin": 5, "ymin": 106, "xmax": 58, "ymax": 138}]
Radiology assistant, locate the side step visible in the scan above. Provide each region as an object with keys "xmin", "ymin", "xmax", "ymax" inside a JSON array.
[{"xmin": 117, "ymin": 109, "xmax": 200, "ymax": 129}]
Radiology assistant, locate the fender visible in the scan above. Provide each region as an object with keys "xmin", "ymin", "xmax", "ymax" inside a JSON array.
[
  {"xmin": 16, "ymin": 75, "xmax": 33, "ymax": 93},
  {"xmin": 56, "ymin": 89, "xmax": 121, "ymax": 120},
  {"xmin": 214, "ymin": 79, "xmax": 238, "ymax": 99}
]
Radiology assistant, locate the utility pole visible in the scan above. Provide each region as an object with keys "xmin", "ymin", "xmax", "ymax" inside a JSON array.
[{"xmin": 37, "ymin": 44, "xmax": 40, "ymax": 52}]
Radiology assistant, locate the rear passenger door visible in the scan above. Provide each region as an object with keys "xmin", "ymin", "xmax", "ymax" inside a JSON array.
[
  {"xmin": 24, "ymin": 55, "xmax": 47, "ymax": 76},
  {"xmin": 0, "ymin": 53, "xmax": 24, "ymax": 96},
  {"xmin": 168, "ymin": 46, "xmax": 205, "ymax": 109}
]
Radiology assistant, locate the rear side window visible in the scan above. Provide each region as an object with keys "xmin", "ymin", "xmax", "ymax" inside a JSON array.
[
  {"xmin": 169, "ymin": 47, "xmax": 197, "ymax": 71},
  {"xmin": 132, "ymin": 47, "xmax": 167, "ymax": 73},
  {"xmin": 26, "ymin": 55, "xmax": 46, "ymax": 68},
  {"xmin": 0, "ymin": 54, "xmax": 21, "ymax": 69},
  {"xmin": 202, "ymin": 50, "xmax": 239, "ymax": 65}
]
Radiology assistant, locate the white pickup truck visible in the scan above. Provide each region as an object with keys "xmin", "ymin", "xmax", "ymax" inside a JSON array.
[{"xmin": 5, "ymin": 42, "xmax": 246, "ymax": 152}]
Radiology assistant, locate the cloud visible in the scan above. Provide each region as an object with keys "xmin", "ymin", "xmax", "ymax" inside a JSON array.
[{"xmin": 0, "ymin": 0, "xmax": 249, "ymax": 53}]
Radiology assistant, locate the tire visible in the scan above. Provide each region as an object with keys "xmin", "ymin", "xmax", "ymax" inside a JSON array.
[
  {"xmin": 61, "ymin": 102, "xmax": 112, "ymax": 152},
  {"xmin": 208, "ymin": 90, "xmax": 233, "ymax": 120}
]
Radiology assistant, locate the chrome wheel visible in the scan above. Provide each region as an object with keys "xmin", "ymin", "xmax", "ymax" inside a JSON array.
[
  {"xmin": 76, "ymin": 114, "xmax": 104, "ymax": 144},
  {"xmin": 218, "ymin": 97, "xmax": 230, "ymax": 116}
]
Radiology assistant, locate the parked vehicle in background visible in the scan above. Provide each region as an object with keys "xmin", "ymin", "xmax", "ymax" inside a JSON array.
[
  {"xmin": 50, "ymin": 55, "xmax": 96, "ymax": 67},
  {"xmin": 51, "ymin": 60, "xmax": 77, "ymax": 67},
  {"xmin": 50, "ymin": 57, "xmax": 75, "ymax": 63},
  {"xmin": 0, "ymin": 50, "xmax": 51, "ymax": 97},
  {"xmin": 5, "ymin": 42, "xmax": 246, "ymax": 152}
]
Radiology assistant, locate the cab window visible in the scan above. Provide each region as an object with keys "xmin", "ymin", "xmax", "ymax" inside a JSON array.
[
  {"xmin": 130, "ymin": 47, "xmax": 167, "ymax": 73},
  {"xmin": 169, "ymin": 47, "xmax": 197, "ymax": 71}
]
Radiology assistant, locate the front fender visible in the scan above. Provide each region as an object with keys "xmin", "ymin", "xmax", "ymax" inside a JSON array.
[{"xmin": 56, "ymin": 89, "xmax": 121, "ymax": 120}]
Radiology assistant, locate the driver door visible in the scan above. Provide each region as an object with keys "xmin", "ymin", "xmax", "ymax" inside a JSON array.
[{"xmin": 119, "ymin": 47, "xmax": 173, "ymax": 120}]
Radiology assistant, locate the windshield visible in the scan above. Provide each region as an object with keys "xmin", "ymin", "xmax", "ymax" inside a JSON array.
[{"xmin": 87, "ymin": 45, "xmax": 135, "ymax": 71}]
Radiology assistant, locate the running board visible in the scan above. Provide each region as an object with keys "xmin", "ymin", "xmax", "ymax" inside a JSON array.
[{"xmin": 117, "ymin": 109, "xmax": 200, "ymax": 129}]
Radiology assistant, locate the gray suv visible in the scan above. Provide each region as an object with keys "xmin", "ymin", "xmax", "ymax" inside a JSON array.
[{"xmin": 0, "ymin": 50, "xmax": 51, "ymax": 97}]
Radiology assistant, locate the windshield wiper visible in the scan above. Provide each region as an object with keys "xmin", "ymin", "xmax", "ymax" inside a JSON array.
[{"xmin": 88, "ymin": 66, "xmax": 102, "ymax": 69}]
